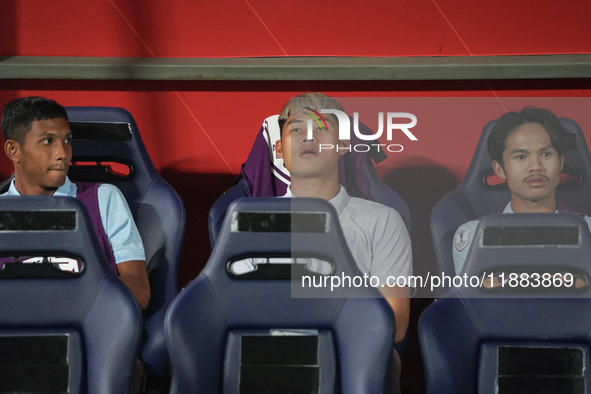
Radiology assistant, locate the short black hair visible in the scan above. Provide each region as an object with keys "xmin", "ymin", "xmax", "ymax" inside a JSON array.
[
  {"xmin": 1, "ymin": 96, "xmax": 68, "ymax": 145},
  {"xmin": 487, "ymin": 106, "xmax": 569, "ymax": 166}
]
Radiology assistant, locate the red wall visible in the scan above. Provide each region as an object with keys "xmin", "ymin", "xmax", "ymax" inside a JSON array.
[{"xmin": 2, "ymin": 0, "xmax": 591, "ymax": 57}]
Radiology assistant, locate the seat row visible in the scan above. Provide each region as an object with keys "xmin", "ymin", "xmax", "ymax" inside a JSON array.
[{"xmin": 0, "ymin": 195, "xmax": 397, "ymax": 393}]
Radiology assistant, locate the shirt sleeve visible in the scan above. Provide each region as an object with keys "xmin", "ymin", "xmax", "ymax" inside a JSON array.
[
  {"xmin": 585, "ymin": 215, "xmax": 591, "ymax": 235},
  {"xmin": 97, "ymin": 184, "xmax": 146, "ymax": 265},
  {"xmin": 370, "ymin": 207, "xmax": 413, "ymax": 287},
  {"xmin": 452, "ymin": 220, "xmax": 478, "ymax": 275}
]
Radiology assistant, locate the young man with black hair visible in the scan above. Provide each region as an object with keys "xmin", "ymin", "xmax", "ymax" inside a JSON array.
[
  {"xmin": 275, "ymin": 93, "xmax": 412, "ymax": 343},
  {"xmin": 1, "ymin": 96, "xmax": 150, "ymax": 309},
  {"xmin": 453, "ymin": 106, "xmax": 591, "ymax": 275}
]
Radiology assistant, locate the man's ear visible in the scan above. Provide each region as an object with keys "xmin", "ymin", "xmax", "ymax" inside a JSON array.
[
  {"xmin": 559, "ymin": 153, "xmax": 565, "ymax": 171},
  {"xmin": 275, "ymin": 140, "xmax": 283, "ymax": 159},
  {"xmin": 492, "ymin": 160, "xmax": 506, "ymax": 180},
  {"xmin": 337, "ymin": 139, "xmax": 350, "ymax": 156},
  {"xmin": 4, "ymin": 140, "xmax": 20, "ymax": 164}
]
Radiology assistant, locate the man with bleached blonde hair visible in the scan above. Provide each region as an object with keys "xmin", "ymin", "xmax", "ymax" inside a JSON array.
[{"xmin": 276, "ymin": 93, "xmax": 412, "ymax": 344}]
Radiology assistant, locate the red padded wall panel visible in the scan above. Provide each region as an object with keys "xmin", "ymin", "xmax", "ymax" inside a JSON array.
[{"xmin": 2, "ymin": 0, "xmax": 590, "ymax": 57}]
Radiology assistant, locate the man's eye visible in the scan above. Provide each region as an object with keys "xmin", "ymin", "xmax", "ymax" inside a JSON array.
[
  {"xmin": 542, "ymin": 151, "xmax": 551, "ymax": 157},
  {"xmin": 292, "ymin": 128, "xmax": 302, "ymax": 133},
  {"xmin": 65, "ymin": 137, "xmax": 72, "ymax": 143},
  {"xmin": 516, "ymin": 155, "xmax": 526, "ymax": 160},
  {"xmin": 42, "ymin": 139, "xmax": 52, "ymax": 145}
]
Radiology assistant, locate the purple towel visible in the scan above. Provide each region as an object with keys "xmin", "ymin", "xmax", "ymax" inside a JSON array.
[{"xmin": 75, "ymin": 182, "xmax": 118, "ymax": 275}]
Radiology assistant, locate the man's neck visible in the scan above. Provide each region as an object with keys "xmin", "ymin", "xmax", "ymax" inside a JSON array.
[
  {"xmin": 510, "ymin": 194, "xmax": 557, "ymax": 213},
  {"xmin": 13, "ymin": 178, "xmax": 57, "ymax": 196},
  {"xmin": 289, "ymin": 177, "xmax": 340, "ymax": 201}
]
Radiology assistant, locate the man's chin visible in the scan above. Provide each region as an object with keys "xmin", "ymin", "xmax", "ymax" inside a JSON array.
[
  {"xmin": 522, "ymin": 192, "xmax": 555, "ymax": 205},
  {"xmin": 46, "ymin": 175, "xmax": 67, "ymax": 188}
]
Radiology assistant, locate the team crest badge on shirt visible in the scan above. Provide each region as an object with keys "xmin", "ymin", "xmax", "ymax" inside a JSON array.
[
  {"xmin": 342, "ymin": 228, "xmax": 357, "ymax": 246},
  {"xmin": 454, "ymin": 228, "xmax": 470, "ymax": 252}
]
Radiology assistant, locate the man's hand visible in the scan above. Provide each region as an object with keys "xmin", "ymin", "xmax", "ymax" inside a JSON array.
[
  {"xmin": 117, "ymin": 260, "xmax": 150, "ymax": 310},
  {"xmin": 379, "ymin": 286, "xmax": 410, "ymax": 343},
  {"xmin": 482, "ymin": 276, "xmax": 503, "ymax": 289}
]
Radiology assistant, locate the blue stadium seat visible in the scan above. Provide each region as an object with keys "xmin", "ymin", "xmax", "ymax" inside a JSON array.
[
  {"xmin": 461, "ymin": 213, "xmax": 591, "ymax": 294},
  {"xmin": 166, "ymin": 198, "xmax": 397, "ymax": 394},
  {"xmin": 65, "ymin": 106, "xmax": 186, "ymax": 376},
  {"xmin": 0, "ymin": 196, "xmax": 142, "ymax": 394},
  {"xmin": 208, "ymin": 114, "xmax": 411, "ymax": 248},
  {"xmin": 420, "ymin": 213, "xmax": 591, "ymax": 393},
  {"xmin": 430, "ymin": 116, "xmax": 591, "ymax": 293}
]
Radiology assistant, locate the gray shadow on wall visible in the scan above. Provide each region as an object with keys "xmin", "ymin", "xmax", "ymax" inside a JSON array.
[
  {"xmin": 159, "ymin": 164, "xmax": 238, "ymax": 288},
  {"xmin": 382, "ymin": 161, "xmax": 458, "ymax": 394},
  {"xmin": 383, "ymin": 162, "xmax": 458, "ymax": 288}
]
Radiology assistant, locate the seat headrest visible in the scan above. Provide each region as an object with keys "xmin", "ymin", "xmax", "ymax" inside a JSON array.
[
  {"xmin": 66, "ymin": 106, "xmax": 158, "ymax": 202},
  {"xmin": 204, "ymin": 198, "xmax": 382, "ymax": 299},
  {"xmin": 0, "ymin": 196, "xmax": 125, "ymax": 328},
  {"xmin": 457, "ymin": 213, "xmax": 591, "ymax": 298},
  {"xmin": 209, "ymin": 198, "xmax": 357, "ymax": 270},
  {"xmin": 0, "ymin": 196, "xmax": 112, "ymax": 277}
]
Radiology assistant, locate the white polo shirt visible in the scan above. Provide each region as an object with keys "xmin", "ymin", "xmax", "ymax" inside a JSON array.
[{"xmin": 284, "ymin": 186, "xmax": 413, "ymax": 286}]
